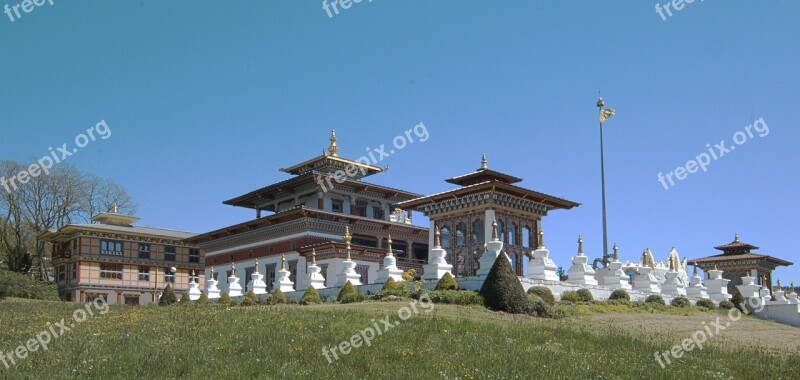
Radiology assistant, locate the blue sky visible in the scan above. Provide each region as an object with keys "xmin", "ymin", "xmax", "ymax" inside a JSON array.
[{"xmin": 2, "ymin": 1, "xmax": 798, "ymax": 283}]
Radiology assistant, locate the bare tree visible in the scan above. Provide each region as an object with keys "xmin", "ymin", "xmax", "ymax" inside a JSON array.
[{"xmin": 0, "ymin": 160, "xmax": 136, "ymax": 280}]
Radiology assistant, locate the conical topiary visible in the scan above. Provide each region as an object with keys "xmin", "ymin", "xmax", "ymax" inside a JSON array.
[
  {"xmin": 435, "ymin": 272, "xmax": 459, "ymax": 291},
  {"xmin": 198, "ymin": 292, "xmax": 209, "ymax": 304},
  {"xmin": 270, "ymin": 289, "xmax": 287, "ymax": 305},
  {"xmin": 479, "ymin": 252, "xmax": 527, "ymax": 314},
  {"xmin": 218, "ymin": 292, "xmax": 233, "ymax": 305},
  {"xmin": 300, "ymin": 286, "xmax": 322, "ymax": 304},
  {"xmin": 159, "ymin": 284, "xmax": 178, "ymax": 306},
  {"xmin": 381, "ymin": 277, "xmax": 400, "ymax": 292},
  {"xmin": 179, "ymin": 293, "xmax": 190, "ymax": 304},
  {"xmin": 240, "ymin": 290, "xmax": 259, "ymax": 306},
  {"xmin": 337, "ymin": 281, "xmax": 357, "ymax": 301}
]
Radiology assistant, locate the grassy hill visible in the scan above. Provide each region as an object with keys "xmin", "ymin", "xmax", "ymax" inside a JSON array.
[{"xmin": 0, "ymin": 298, "xmax": 798, "ymax": 379}]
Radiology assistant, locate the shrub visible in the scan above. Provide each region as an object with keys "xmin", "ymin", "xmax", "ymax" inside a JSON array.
[
  {"xmin": 0, "ymin": 270, "xmax": 59, "ymax": 301},
  {"xmin": 197, "ymin": 292, "xmax": 209, "ymax": 304},
  {"xmin": 381, "ymin": 277, "xmax": 400, "ymax": 292},
  {"xmin": 608, "ymin": 289, "xmax": 630, "ymax": 301},
  {"xmin": 435, "ymin": 273, "xmax": 459, "ymax": 291},
  {"xmin": 337, "ymin": 281, "xmax": 357, "ymax": 301},
  {"xmin": 527, "ymin": 286, "xmax": 555, "ymax": 306},
  {"xmin": 718, "ymin": 300, "xmax": 735, "ymax": 310},
  {"xmin": 525, "ymin": 295, "xmax": 560, "ymax": 318},
  {"xmin": 402, "ymin": 269, "xmax": 417, "ymax": 282},
  {"xmin": 695, "ymin": 299, "xmax": 716, "ymax": 309},
  {"xmin": 731, "ymin": 292, "xmax": 746, "ymax": 313},
  {"xmin": 269, "ymin": 289, "xmax": 287, "ymax": 305},
  {"xmin": 218, "ymin": 292, "xmax": 235, "ymax": 306},
  {"xmin": 560, "ymin": 291, "xmax": 582, "ymax": 304},
  {"xmin": 479, "ymin": 252, "xmax": 528, "ymax": 314},
  {"xmin": 424, "ymin": 290, "xmax": 483, "ymax": 306},
  {"xmin": 576, "ymin": 288, "xmax": 594, "ymax": 302},
  {"xmin": 645, "ymin": 295, "xmax": 666, "ymax": 305},
  {"xmin": 300, "ymin": 286, "xmax": 323, "ymax": 305},
  {"xmin": 179, "ymin": 293, "xmax": 190, "ymax": 304},
  {"xmin": 671, "ymin": 296, "xmax": 691, "ymax": 308},
  {"xmin": 240, "ymin": 291, "xmax": 259, "ymax": 306},
  {"xmin": 339, "ymin": 293, "xmax": 369, "ymax": 304},
  {"xmin": 159, "ymin": 284, "xmax": 178, "ymax": 306}
]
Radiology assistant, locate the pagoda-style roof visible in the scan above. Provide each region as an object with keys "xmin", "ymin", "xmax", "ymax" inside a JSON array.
[
  {"xmin": 223, "ymin": 172, "xmax": 421, "ymax": 210},
  {"xmin": 445, "ymin": 154, "xmax": 522, "ymax": 186},
  {"xmin": 278, "ymin": 130, "xmax": 385, "ymax": 179},
  {"xmin": 691, "ymin": 234, "xmax": 792, "ymax": 268}
]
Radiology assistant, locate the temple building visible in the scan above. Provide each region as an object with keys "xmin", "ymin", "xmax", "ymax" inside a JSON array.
[
  {"xmin": 187, "ymin": 131, "xmax": 429, "ymax": 291},
  {"xmin": 40, "ymin": 205, "xmax": 203, "ymax": 305},
  {"xmin": 396, "ymin": 155, "xmax": 580, "ymax": 276},
  {"xmin": 691, "ymin": 234, "xmax": 792, "ymax": 292}
]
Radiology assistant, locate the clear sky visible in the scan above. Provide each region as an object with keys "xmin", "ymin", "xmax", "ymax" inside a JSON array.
[{"xmin": 2, "ymin": 1, "xmax": 798, "ymax": 283}]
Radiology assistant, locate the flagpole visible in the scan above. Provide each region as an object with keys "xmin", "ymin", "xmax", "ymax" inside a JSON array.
[{"xmin": 597, "ymin": 97, "xmax": 610, "ymax": 267}]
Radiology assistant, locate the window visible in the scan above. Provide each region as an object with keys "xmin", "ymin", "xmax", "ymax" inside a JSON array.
[
  {"xmin": 372, "ymin": 206, "xmax": 383, "ymax": 220},
  {"xmin": 100, "ymin": 264, "xmax": 123, "ymax": 280},
  {"xmin": 56, "ymin": 266, "xmax": 66, "ymax": 281},
  {"xmin": 189, "ymin": 249, "xmax": 200, "ymax": 263},
  {"xmin": 472, "ymin": 219, "xmax": 484, "ymax": 244},
  {"xmin": 84, "ymin": 293, "xmax": 106, "ymax": 303},
  {"xmin": 124, "ymin": 295, "xmax": 140, "ymax": 305},
  {"xmin": 164, "ymin": 246, "xmax": 176, "ymax": 261},
  {"xmin": 138, "ymin": 266, "xmax": 150, "ymax": 281},
  {"xmin": 509, "ymin": 223, "xmax": 517, "ymax": 246},
  {"xmin": 456, "ymin": 223, "xmax": 466, "ymax": 246},
  {"xmin": 70, "ymin": 263, "xmax": 77, "ymax": 281},
  {"xmin": 440, "ymin": 226, "xmax": 451, "ymax": 248},
  {"xmin": 523, "ymin": 226, "xmax": 532, "ymax": 248},
  {"xmin": 288, "ymin": 260, "xmax": 298, "ymax": 284},
  {"xmin": 319, "ymin": 264, "xmax": 329, "ymax": 287},
  {"xmin": 497, "ymin": 220, "xmax": 505, "ymax": 242},
  {"xmin": 356, "ymin": 264, "xmax": 370, "ymax": 284},
  {"xmin": 264, "ymin": 264, "xmax": 277, "ymax": 292},
  {"xmin": 138, "ymin": 243, "xmax": 151, "ymax": 259},
  {"xmin": 354, "ymin": 200, "xmax": 367, "ymax": 217},
  {"xmin": 331, "ymin": 199, "xmax": 343, "ymax": 213},
  {"xmin": 100, "ymin": 240, "xmax": 123, "ymax": 256},
  {"xmin": 163, "ymin": 267, "xmax": 175, "ymax": 283}
]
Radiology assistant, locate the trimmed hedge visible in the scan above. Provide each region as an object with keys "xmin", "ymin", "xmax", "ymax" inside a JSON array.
[
  {"xmin": 525, "ymin": 295, "xmax": 560, "ymax": 318},
  {"xmin": 269, "ymin": 289, "xmax": 287, "ymax": 305},
  {"xmin": 0, "ymin": 270, "xmax": 59, "ymax": 301},
  {"xmin": 479, "ymin": 253, "xmax": 528, "ymax": 314},
  {"xmin": 337, "ymin": 281, "xmax": 357, "ymax": 301},
  {"xmin": 695, "ymin": 299, "xmax": 716, "ymax": 309},
  {"xmin": 339, "ymin": 293, "xmax": 369, "ymax": 304},
  {"xmin": 218, "ymin": 292, "xmax": 236, "ymax": 306},
  {"xmin": 560, "ymin": 291, "xmax": 582, "ymax": 303},
  {"xmin": 576, "ymin": 288, "xmax": 594, "ymax": 302},
  {"xmin": 718, "ymin": 300, "xmax": 735, "ymax": 310},
  {"xmin": 423, "ymin": 290, "xmax": 483, "ymax": 306},
  {"xmin": 179, "ymin": 293, "xmax": 191, "ymax": 304},
  {"xmin": 159, "ymin": 284, "xmax": 178, "ymax": 306},
  {"xmin": 609, "ymin": 289, "xmax": 630, "ymax": 301},
  {"xmin": 645, "ymin": 295, "xmax": 666, "ymax": 305},
  {"xmin": 240, "ymin": 291, "xmax": 259, "ymax": 306},
  {"xmin": 197, "ymin": 292, "xmax": 209, "ymax": 304},
  {"xmin": 527, "ymin": 286, "xmax": 555, "ymax": 306},
  {"xmin": 435, "ymin": 273, "xmax": 459, "ymax": 291},
  {"xmin": 671, "ymin": 296, "xmax": 691, "ymax": 308},
  {"xmin": 300, "ymin": 287, "xmax": 323, "ymax": 304}
]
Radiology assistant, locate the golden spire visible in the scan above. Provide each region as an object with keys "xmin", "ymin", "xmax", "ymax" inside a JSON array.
[
  {"xmin": 311, "ymin": 248, "xmax": 317, "ymax": 265},
  {"xmin": 328, "ymin": 129, "xmax": 339, "ymax": 156},
  {"xmin": 111, "ymin": 202, "xmax": 118, "ymax": 213},
  {"xmin": 231, "ymin": 261, "xmax": 235, "ymax": 271},
  {"xmin": 777, "ymin": 279, "xmax": 782, "ymax": 289},
  {"xmin": 480, "ymin": 154, "xmax": 488, "ymax": 170},
  {"xmin": 344, "ymin": 226, "xmax": 352, "ymax": 260},
  {"xmin": 734, "ymin": 233, "xmax": 740, "ymax": 243},
  {"xmin": 386, "ymin": 235, "xmax": 393, "ymax": 256},
  {"xmin": 190, "ymin": 270, "xmax": 195, "ymax": 283},
  {"xmin": 641, "ymin": 249, "xmax": 647, "ymax": 266},
  {"xmin": 713, "ymin": 263, "xmax": 718, "ymax": 271},
  {"xmin": 492, "ymin": 219, "xmax": 499, "ymax": 241},
  {"xmin": 669, "ymin": 255, "xmax": 676, "ymax": 272},
  {"xmin": 692, "ymin": 264, "xmax": 698, "ymax": 277},
  {"xmin": 613, "ymin": 243, "xmax": 619, "ymax": 261},
  {"xmin": 254, "ymin": 258, "xmax": 259, "ymax": 273},
  {"xmin": 281, "ymin": 254, "xmax": 286, "ymax": 270},
  {"xmin": 537, "ymin": 229, "xmax": 544, "ymax": 249},
  {"xmin": 577, "ymin": 235, "xmax": 584, "ymax": 256},
  {"xmin": 434, "ymin": 226, "xmax": 441, "ymax": 248},
  {"xmin": 762, "ymin": 275, "xmax": 767, "ymax": 289}
]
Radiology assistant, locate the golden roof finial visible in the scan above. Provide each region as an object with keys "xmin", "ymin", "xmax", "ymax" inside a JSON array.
[
  {"xmin": 254, "ymin": 258, "xmax": 259, "ymax": 273},
  {"xmin": 231, "ymin": 261, "xmax": 235, "ymax": 271},
  {"xmin": 734, "ymin": 233, "xmax": 740, "ymax": 243},
  {"xmin": 537, "ymin": 229, "xmax": 544, "ymax": 249},
  {"xmin": 111, "ymin": 202, "xmax": 118, "ymax": 213},
  {"xmin": 280, "ymin": 254, "xmax": 286, "ymax": 270},
  {"xmin": 386, "ymin": 235, "xmax": 393, "ymax": 256},
  {"xmin": 577, "ymin": 235, "xmax": 584, "ymax": 256},
  {"xmin": 344, "ymin": 226, "xmax": 352, "ymax": 260},
  {"xmin": 613, "ymin": 243, "xmax": 619, "ymax": 261},
  {"xmin": 328, "ymin": 129, "xmax": 339, "ymax": 156},
  {"xmin": 434, "ymin": 226, "xmax": 442, "ymax": 248},
  {"xmin": 597, "ymin": 97, "xmax": 605, "ymax": 108},
  {"xmin": 311, "ymin": 248, "xmax": 317, "ymax": 265},
  {"xmin": 480, "ymin": 154, "xmax": 488, "ymax": 170},
  {"xmin": 492, "ymin": 219, "xmax": 499, "ymax": 241},
  {"xmin": 669, "ymin": 256, "xmax": 676, "ymax": 272}
]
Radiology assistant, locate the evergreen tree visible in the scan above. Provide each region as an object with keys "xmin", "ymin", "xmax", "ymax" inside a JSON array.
[{"xmin": 479, "ymin": 253, "xmax": 527, "ymax": 313}]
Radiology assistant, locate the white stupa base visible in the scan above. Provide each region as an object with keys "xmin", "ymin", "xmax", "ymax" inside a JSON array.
[
  {"xmin": 476, "ymin": 241, "xmax": 503, "ymax": 277},
  {"xmin": 273, "ymin": 269, "xmax": 295, "ymax": 293},
  {"xmin": 247, "ymin": 273, "xmax": 268, "ymax": 295},
  {"xmin": 306, "ymin": 265, "xmax": 327, "ymax": 289},
  {"xmin": 526, "ymin": 247, "xmax": 559, "ymax": 282},
  {"xmin": 227, "ymin": 276, "xmax": 243, "ymax": 298},
  {"xmin": 335, "ymin": 259, "xmax": 362, "ymax": 287},
  {"xmin": 187, "ymin": 282, "xmax": 202, "ymax": 301},
  {"xmin": 205, "ymin": 279, "xmax": 220, "ymax": 299},
  {"xmin": 422, "ymin": 247, "xmax": 453, "ymax": 281},
  {"xmin": 566, "ymin": 256, "xmax": 598, "ymax": 286}
]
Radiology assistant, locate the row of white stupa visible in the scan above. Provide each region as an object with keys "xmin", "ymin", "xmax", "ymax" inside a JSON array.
[{"xmin": 186, "ymin": 221, "xmax": 734, "ymax": 302}]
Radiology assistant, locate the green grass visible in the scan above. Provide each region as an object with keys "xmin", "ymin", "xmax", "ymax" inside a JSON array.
[{"xmin": 0, "ymin": 298, "xmax": 797, "ymax": 379}]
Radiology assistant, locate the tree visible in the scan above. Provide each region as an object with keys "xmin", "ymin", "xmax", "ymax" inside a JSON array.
[
  {"xmin": 159, "ymin": 284, "xmax": 177, "ymax": 305},
  {"xmin": 556, "ymin": 266, "xmax": 568, "ymax": 281},
  {"xmin": 479, "ymin": 252, "xmax": 527, "ymax": 314}
]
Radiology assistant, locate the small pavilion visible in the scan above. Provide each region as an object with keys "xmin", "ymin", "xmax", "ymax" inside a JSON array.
[{"xmin": 691, "ymin": 234, "xmax": 792, "ymax": 292}]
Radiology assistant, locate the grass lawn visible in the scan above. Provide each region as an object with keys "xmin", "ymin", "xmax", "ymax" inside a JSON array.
[{"xmin": 0, "ymin": 297, "xmax": 798, "ymax": 379}]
